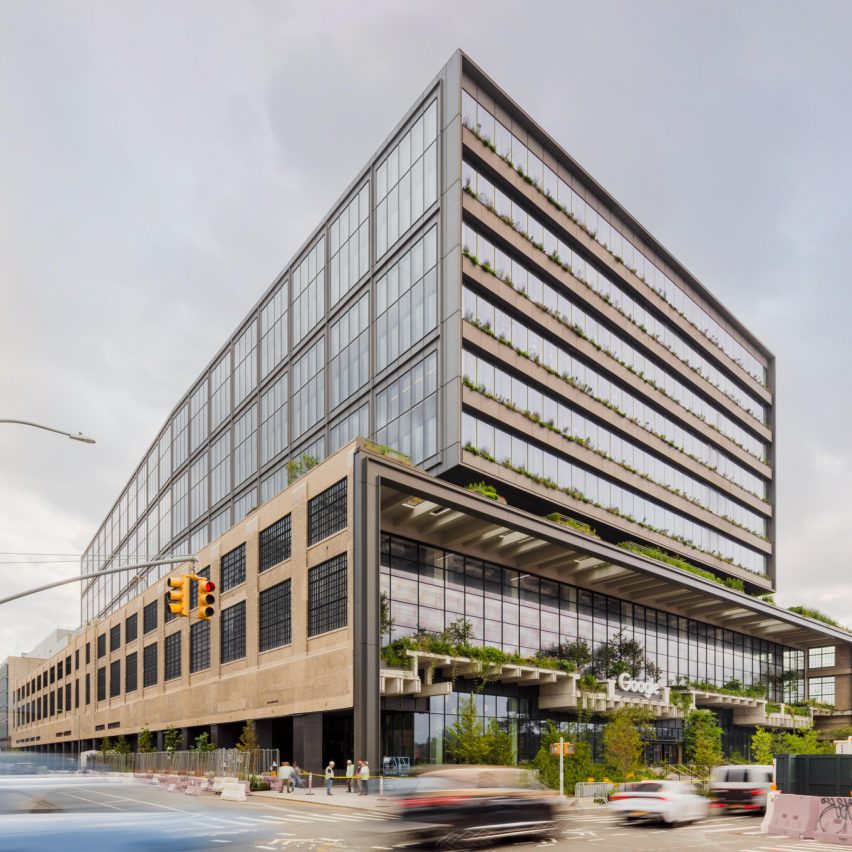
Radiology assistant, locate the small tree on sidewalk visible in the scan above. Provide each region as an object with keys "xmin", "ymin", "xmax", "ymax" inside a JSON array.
[
  {"xmin": 603, "ymin": 708, "xmax": 652, "ymax": 778},
  {"xmin": 751, "ymin": 727, "xmax": 774, "ymax": 765},
  {"xmin": 137, "ymin": 727, "xmax": 155, "ymax": 753},
  {"xmin": 446, "ymin": 696, "xmax": 489, "ymax": 764},
  {"xmin": 99, "ymin": 736, "xmax": 113, "ymax": 756},
  {"xmin": 163, "ymin": 726, "xmax": 182, "ymax": 754},
  {"xmin": 683, "ymin": 709, "xmax": 723, "ymax": 777},
  {"xmin": 191, "ymin": 732, "xmax": 216, "ymax": 752},
  {"xmin": 113, "ymin": 735, "xmax": 132, "ymax": 755},
  {"xmin": 236, "ymin": 720, "xmax": 259, "ymax": 752}
]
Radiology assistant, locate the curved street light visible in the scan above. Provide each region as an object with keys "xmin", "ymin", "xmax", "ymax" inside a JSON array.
[{"xmin": 0, "ymin": 419, "xmax": 96, "ymax": 444}]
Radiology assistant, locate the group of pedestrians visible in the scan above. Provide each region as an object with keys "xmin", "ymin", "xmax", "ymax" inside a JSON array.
[
  {"xmin": 326, "ymin": 758, "xmax": 370, "ymax": 796},
  {"xmin": 275, "ymin": 761, "xmax": 302, "ymax": 792}
]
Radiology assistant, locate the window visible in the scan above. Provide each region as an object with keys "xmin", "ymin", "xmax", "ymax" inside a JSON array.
[
  {"xmin": 57, "ymin": 660, "xmax": 63, "ymax": 679},
  {"xmin": 221, "ymin": 544, "xmax": 246, "ymax": 591},
  {"xmin": 109, "ymin": 624, "xmax": 121, "ymax": 653},
  {"xmin": 211, "ymin": 507, "xmax": 230, "ymax": 539},
  {"xmin": 190, "ymin": 621, "xmax": 210, "ymax": 673},
  {"xmin": 376, "ymin": 100, "xmax": 438, "ymax": 258},
  {"xmin": 308, "ymin": 479, "xmax": 347, "ymax": 545},
  {"xmin": 65, "ymin": 655, "xmax": 71, "ymax": 675},
  {"xmin": 375, "ymin": 225, "xmax": 438, "ymax": 370},
  {"xmin": 808, "ymin": 647, "xmax": 835, "ymax": 669},
  {"xmin": 158, "ymin": 428, "xmax": 171, "ymax": 485},
  {"xmin": 259, "ymin": 514, "xmax": 292, "ymax": 572},
  {"xmin": 57, "ymin": 687, "xmax": 63, "ymax": 712},
  {"xmin": 109, "ymin": 660, "xmax": 120, "ymax": 698},
  {"xmin": 260, "ymin": 579, "xmax": 292, "ymax": 651},
  {"xmin": 75, "ymin": 679, "xmax": 79, "ymax": 708},
  {"xmin": 210, "ymin": 431, "xmax": 230, "ymax": 506},
  {"xmin": 221, "ymin": 601, "xmax": 246, "ymax": 663},
  {"xmin": 292, "ymin": 337, "xmax": 325, "ymax": 440},
  {"xmin": 143, "ymin": 600, "xmax": 158, "ymax": 634},
  {"xmin": 211, "ymin": 352, "xmax": 231, "ymax": 431},
  {"xmin": 125, "ymin": 652, "xmax": 137, "ymax": 693},
  {"xmin": 308, "ymin": 554, "xmax": 347, "ymax": 636},
  {"xmin": 190, "ymin": 382, "xmax": 209, "ymax": 453},
  {"xmin": 235, "ymin": 488, "xmax": 257, "ymax": 521},
  {"xmin": 261, "ymin": 374, "xmax": 288, "ymax": 464},
  {"xmin": 234, "ymin": 321, "xmax": 257, "ymax": 407},
  {"xmin": 234, "ymin": 406, "xmax": 257, "ymax": 486},
  {"xmin": 190, "ymin": 452, "xmax": 209, "ymax": 522},
  {"xmin": 75, "ymin": 649, "xmax": 79, "ymax": 670},
  {"xmin": 85, "ymin": 642, "xmax": 91, "ymax": 665},
  {"xmin": 85, "ymin": 673, "xmax": 90, "ymax": 705},
  {"xmin": 330, "ymin": 403, "xmax": 369, "ymax": 453},
  {"xmin": 330, "ymin": 183, "xmax": 370, "ymax": 306},
  {"xmin": 65, "ymin": 682, "xmax": 71, "ymax": 711},
  {"xmin": 375, "ymin": 350, "xmax": 438, "ymax": 464},
  {"xmin": 172, "ymin": 402, "xmax": 189, "ymax": 469},
  {"xmin": 50, "ymin": 691, "xmax": 55, "ymax": 716},
  {"xmin": 125, "ymin": 613, "xmax": 138, "ymax": 643},
  {"xmin": 172, "ymin": 471, "xmax": 189, "ymax": 534},
  {"xmin": 143, "ymin": 643, "xmax": 158, "ymax": 688},
  {"xmin": 330, "ymin": 292, "xmax": 369, "ymax": 408},
  {"xmin": 97, "ymin": 634, "xmax": 106, "ymax": 659},
  {"xmin": 261, "ymin": 280, "xmax": 288, "ymax": 379},
  {"xmin": 97, "ymin": 667, "xmax": 106, "ymax": 702},
  {"xmin": 808, "ymin": 677, "xmax": 835, "ymax": 705},
  {"xmin": 292, "ymin": 237, "xmax": 325, "ymax": 345},
  {"xmin": 190, "ymin": 566, "xmax": 210, "ymax": 611},
  {"xmin": 164, "ymin": 632, "xmax": 181, "ymax": 681}
]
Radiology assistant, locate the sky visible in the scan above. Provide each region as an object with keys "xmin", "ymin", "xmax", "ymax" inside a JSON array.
[{"xmin": 1, "ymin": 0, "xmax": 851, "ymax": 662}]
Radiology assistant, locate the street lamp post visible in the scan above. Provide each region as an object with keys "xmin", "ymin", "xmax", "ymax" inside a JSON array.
[{"xmin": 0, "ymin": 419, "xmax": 96, "ymax": 444}]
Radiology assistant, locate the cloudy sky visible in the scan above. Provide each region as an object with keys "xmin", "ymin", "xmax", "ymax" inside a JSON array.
[{"xmin": 2, "ymin": 0, "xmax": 851, "ymax": 662}]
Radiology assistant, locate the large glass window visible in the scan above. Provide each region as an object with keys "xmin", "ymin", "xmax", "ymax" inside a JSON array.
[
  {"xmin": 330, "ymin": 292, "xmax": 369, "ymax": 408},
  {"xmin": 261, "ymin": 280, "xmax": 288, "ymax": 379},
  {"xmin": 143, "ymin": 601, "xmax": 158, "ymax": 635},
  {"xmin": 190, "ymin": 453, "xmax": 209, "ymax": 523},
  {"xmin": 330, "ymin": 184, "xmax": 370, "ymax": 306},
  {"xmin": 232, "ymin": 406, "xmax": 256, "ymax": 487},
  {"xmin": 376, "ymin": 100, "xmax": 438, "ymax": 259},
  {"xmin": 330, "ymin": 403, "xmax": 369, "ymax": 452},
  {"xmin": 190, "ymin": 383, "xmax": 209, "ymax": 453},
  {"xmin": 97, "ymin": 634, "xmax": 106, "ymax": 659},
  {"xmin": 109, "ymin": 660, "xmax": 120, "ymax": 698},
  {"xmin": 172, "ymin": 472, "xmax": 189, "ymax": 535},
  {"xmin": 292, "ymin": 337, "xmax": 325, "ymax": 439},
  {"xmin": 376, "ymin": 225, "xmax": 438, "ymax": 371},
  {"xmin": 221, "ymin": 601, "xmax": 246, "ymax": 663},
  {"xmin": 221, "ymin": 544, "xmax": 246, "ymax": 591},
  {"xmin": 808, "ymin": 677, "xmax": 835, "ymax": 704},
  {"xmin": 158, "ymin": 429, "xmax": 171, "ymax": 485},
  {"xmin": 808, "ymin": 647, "xmax": 835, "ymax": 669},
  {"xmin": 259, "ymin": 579, "xmax": 292, "ymax": 651},
  {"xmin": 234, "ymin": 321, "xmax": 257, "ymax": 407},
  {"xmin": 143, "ymin": 643, "xmax": 157, "ymax": 688},
  {"xmin": 292, "ymin": 237, "xmax": 325, "ymax": 345},
  {"xmin": 261, "ymin": 374, "xmax": 288, "ymax": 465},
  {"xmin": 211, "ymin": 353, "xmax": 231, "ymax": 431},
  {"xmin": 164, "ymin": 632, "xmax": 181, "ymax": 681},
  {"xmin": 125, "ymin": 652, "xmax": 137, "ymax": 693},
  {"xmin": 308, "ymin": 479, "xmax": 347, "ymax": 546},
  {"xmin": 125, "ymin": 613, "xmax": 138, "ymax": 644},
  {"xmin": 308, "ymin": 554, "xmax": 347, "ymax": 637},
  {"xmin": 172, "ymin": 403, "xmax": 189, "ymax": 470},
  {"xmin": 210, "ymin": 431, "xmax": 230, "ymax": 506},
  {"xmin": 375, "ymin": 351, "xmax": 438, "ymax": 464},
  {"xmin": 190, "ymin": 621, "xmax": 210, "ymax": 673},
  {"xmin": 109, "ymin": 624, "xmax": 121, "ymax": 653},
  {"xmin": 260, "ymin": 514, "xmax": 291, "ymax": 572},
  {"xmin": 97, "ymin": 667, "xmax": 106, "ymax": 702}
]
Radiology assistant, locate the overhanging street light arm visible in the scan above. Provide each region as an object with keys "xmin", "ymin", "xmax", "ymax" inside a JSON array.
[
  {"xmin": 0, "ymin": 419, "xmax": 96, "ymax": 444},
  {"xmin": 0, "ymin": 556, "xmax": 198, "ymax": 607}
]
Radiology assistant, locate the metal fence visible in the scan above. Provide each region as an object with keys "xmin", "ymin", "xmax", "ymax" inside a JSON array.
[
  {"xmin": 574, "ymin": 781, "xmax": 615, "ymax": 799},
  {"xmin": 86, "ymin": 748, "xmax": 279, "ymax": 778}
]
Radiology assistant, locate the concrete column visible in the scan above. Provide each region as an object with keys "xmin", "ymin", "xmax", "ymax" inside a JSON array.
[
  {"xmin": 180, "ymin": 728, "xmax": 190, "ymax": 750},
  {"xmin": 155, "ymin": 730, "xmax": 165, "ymax": 752},
  {"xmin": 209, "ymin": 724, "xmax": 221, "ymax": 749},
  {"xmin": 293, "ymin": 713, "xmax": 323, "ymax": 773},
  {"xmin": 254, "ymin": 718, "xmax": 274, "ymax": 750}
]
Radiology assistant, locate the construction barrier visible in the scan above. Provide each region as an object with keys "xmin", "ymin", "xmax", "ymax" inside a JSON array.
[
  {"xmin": 574, "ymin": 782, "xmax": 615, "ymax": 800},
  {"xmin": 767, "ymin": 794, "xmax": 852, "ymax": 843}
]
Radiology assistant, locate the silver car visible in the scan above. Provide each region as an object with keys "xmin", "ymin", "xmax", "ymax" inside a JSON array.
[{"xmin": 609, "ymin": 780, "xmax": 709, "ymax": 826}]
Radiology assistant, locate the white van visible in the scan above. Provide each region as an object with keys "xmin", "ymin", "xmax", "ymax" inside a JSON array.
[{"xmin": 709, "ymin": 764, "xmax": 773, "ymax": 812}]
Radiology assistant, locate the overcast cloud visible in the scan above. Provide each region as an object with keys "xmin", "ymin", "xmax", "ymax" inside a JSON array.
[{"xmin": 2, "ymin": 0, "xmax": 851, "ymax": 662}]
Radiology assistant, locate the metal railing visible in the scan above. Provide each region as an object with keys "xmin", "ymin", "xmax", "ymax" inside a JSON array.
[
  {"xmin": 86, "ymin": 748, "xmax": 279, "ymax": 779},
  {"xmin": 573, "ymin": 781, "xmax": 615, "ymax": 799}
]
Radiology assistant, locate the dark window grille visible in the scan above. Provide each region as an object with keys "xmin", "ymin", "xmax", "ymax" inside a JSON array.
[
  {"xmin": 97, "ymin": 634, "xmax": 106, "ymax": 659},
  {"xmin": 126, "ymin": 652, "xmax": 137, "ymax": 693},
  {"xmin": 143, "ymin": 601, "xmax": 158, "ymax": 634},
  {"xmin": 75, "ymin": 649, "xmax": 80, "ymax": 670},
  {"xmin": 260, "ymin": 514, "xmax": 292, "ymax": 571},
  {"xmin": 57, "ymin": 660, "xmax": 63, "ymax": 679},
  {"xmin": 50, "ymin": 691, "xmax": 55, "ymax": 716},
  {"xmin": 65, "ymin": 683, "xmax": 71, "ymax": 710},
  {"xmin": 164, "ymin": 632, "xmax": 181, "ymax": 681},
  {"xmin": 65, "ymin": 655, "xmax": 71, "ymax": 675},
  {"xmin": 125, "ymin": 613, "xmax": 138, "ymax": 643},
  {"xmin": 75, "ymin": 679, "xmax": 80, "ymax": 708},
  {"xmin": 86, "ymin": 642, "xmax": 91, "ymax": 664},
  {"xmin": 57, "ymin": 687, "xmax": 63, "ymax": 712},
  {"xmin": 308, "ymin": 554, "xmax": 348, "ymax": 636},
  {"xmin": 190, "ymin": 621, "xmax": 210, "ymax": 672},
  {"xmin": 259, "ymin": 579, "xmax": 292, "ymax": 651},
  {"xmin": 109, "ymin": 624, "xmax": 121, "ymax": 652},
  {"xmin": 308, "ymin": 479, "xmax": 347, "ymax": 545},
  {"xmin": 85, "ymin": 674, "xmax": 90, "ymax": 705},
  {"xmin": 221, "ymin": 545, "xmax": 246, "ymax": 591},
  {"xmin": 50, "ymin": 665, "xmax": 56, "ymax": 683},
  {"xmin": 143, "ymin": 643, "xmax": 158, "ymax": 687},
  {"xmin": 96, "ymin": 667, "xmax": 106, "ymax": 702},
  {"xmin": 190, "ymin": 567, "xmax": 210, "ymax": 610},
  {"xmin": 109, "ymin": 660, "xmax": 120, "ymax": 697},
  {"xmin": 221, "ymin": 601, "xmax": 246, "ymax": 663}
]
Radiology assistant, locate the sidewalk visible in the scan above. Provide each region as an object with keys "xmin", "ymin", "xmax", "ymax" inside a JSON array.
[{"xmin": 252, "ymin": 784, "xmax": 395, "ymax": 812}]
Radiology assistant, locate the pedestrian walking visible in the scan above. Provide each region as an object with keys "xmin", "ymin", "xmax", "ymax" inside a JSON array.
[
  {"xmin": 345, "ymin": 759, "xmax": 355, "ymax": 792},
  {"xmin": 325, "ymin": 760, "xmax": 335, "ymax": 796},
  {"xmin": 292, "ymin": 763, "xmax": 302, "ymax": 789},
  {"xmin": 278, "ymin": 761, "xmax": 294, "ymax": 793},
  {"xmin": 358, "ymin": 759, "xmax": 370, "ymax": 796}
]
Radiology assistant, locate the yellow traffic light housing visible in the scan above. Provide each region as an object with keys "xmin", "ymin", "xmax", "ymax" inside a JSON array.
[
  {"xmin": 196, "ymin": 578, "xmax": 216, "ymax": 621},
  {"xmin": 167, "ymin": 575, "xmax": 190, "ymax": 617}
]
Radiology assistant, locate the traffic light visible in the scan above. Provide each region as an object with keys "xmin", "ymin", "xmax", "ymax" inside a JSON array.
[
  {"xmin": 196, "ymin": 578, "xmax": 216, "ymax": 620},
  {"xmin": 167, "ymin": 575, "xmax": 190, "ymax": 617}
]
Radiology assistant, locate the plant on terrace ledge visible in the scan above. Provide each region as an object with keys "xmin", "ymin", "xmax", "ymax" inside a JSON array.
[{"xmin": 465, "ymin": 480, "xmax": 500, "ymax": 501}]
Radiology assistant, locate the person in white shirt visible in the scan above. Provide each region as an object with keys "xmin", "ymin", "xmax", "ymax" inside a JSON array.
[
  {"xmin": 345, "ymin": 759, "xmax": 355, "ymax": 792},
  {"xmin": 325, "ymin": 761, "xmax": 335, "ymax": 796},
  {"xmin": 358, "ymin": 759, "xmax": 370, "ymax": 796}
]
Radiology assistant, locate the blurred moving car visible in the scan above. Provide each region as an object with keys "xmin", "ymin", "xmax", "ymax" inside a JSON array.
[
  {"xmin": 392, "ymin": 766, "xmax": 560, "ymax": 847},
  {"xmin": 709, "ymin": 764, "xmax": 773, "ymax": 813},
  {"xmin": 609, "ymin": 780, "xmax": 709, "ymax": 826}
]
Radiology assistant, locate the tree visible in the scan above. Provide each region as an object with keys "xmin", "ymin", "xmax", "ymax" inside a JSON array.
[
  {"xmin": 191, "ymin": 732, "xmax": 216, "ymax": 752},
  {"xmin": 542, "ymin": 639, "xmax": 593, "ymax": 671},
  {"xmin": 532, "ymin": 720, "xmax": 595, "ymax": 792},
  {"xmin": 99, "ymin": 736, "xmax": 113, "ymax": 756},
  {"xmin": 236, "ymin": 720, "xmax": 259, "ymax": 752},
  {"xmin": 137, "ymin": 727, "xmax": 155, "ymax": 753},
  {"xmin": 483, "ymin": 719, "xmax": 515, "ymax": 766},
  {"xmin": 163, "ymin": 726, "xmax": 182, "ymax": 754},
  {"xmin": 592, "ymin": 630, "xmax": 660, "ymax": 680},
  {"xmin": 113, "ymin": 735, "xmax": 132, "ymax": 754},
  {"xmin": 603, "ymin": 708, "xmax": 651, "ymax": 779},
  {"xmin": 683, "ymin": 709, "xmax": 723, "ymax": 776},
  {"xmin": 380, "ymin": 591, "xmax": 393, "ymax": 639},
  {"xmin": 751, "ymin": 727, "xmax": 774, "ymax": 765},
  {"xmin": 445, "ymin": 695, "xmax": 490, "ymax": 764},
  {"xmin": 778, "ymin": 728, "xmax": 831, "ymax": 755},
  {"xmin": 443, "ymin": 618, "xmax": 475, "ymax": 647}
]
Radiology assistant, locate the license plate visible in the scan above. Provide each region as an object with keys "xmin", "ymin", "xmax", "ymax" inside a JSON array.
[{"xmin": 629, "ymin": 810, "xmax": 647, "ymax": 817}]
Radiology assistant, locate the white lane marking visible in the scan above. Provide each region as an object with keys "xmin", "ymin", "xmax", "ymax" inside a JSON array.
[
  {"xmin": 76, "ymin": 788, "xmax": 194, "ymax": 814},
  {"xmin": 59, "ymin": 790, "xmax": 126, "ymax": 811},
  {"xmin": 210, "ymin": 841, "xmax": 231, "ymax": 845}
]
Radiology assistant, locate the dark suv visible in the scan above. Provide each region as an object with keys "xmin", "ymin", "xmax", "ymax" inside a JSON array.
[{"xmin": 709, "ymin": 765, "xmax": 773, "ymax": 812}]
